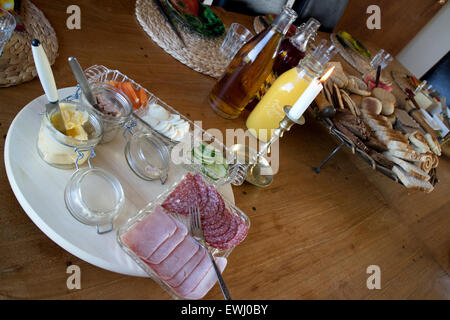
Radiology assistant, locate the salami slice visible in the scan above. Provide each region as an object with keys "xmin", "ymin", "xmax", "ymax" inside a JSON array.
[
  {"xmin": 206, "ymin": 209, "xmax": 238, "ymax": 245},
  {"xmin": 193, "ymin": 174, "xmax": 208, "ymax": 211},
  {"xmin": 226, "ymin": 216, "xmax": 249, "ymax": 247},
  {"xmin": 201, "ymin": 191, "xmax": 225, "ymax": 228},
  {"xmin": 200, "ymin": 185, "xmax": 219, "ymax": 219},
  {"xmin": 204, "ymin": 215, "xmax": 231, "ymax": 239},
  {"xmin": 162, "ymin": 173, "xmax": 200, "ymax": 215},
  {"xmin": 208, "ymin": 215, "xmax": 249, "ymax": 250}
]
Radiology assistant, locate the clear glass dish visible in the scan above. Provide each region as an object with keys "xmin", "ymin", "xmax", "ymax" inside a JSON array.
[
  {"xmin": 84, "ymin": 65, "xmax": 247, "ymax": 187},
  {"xmin": 116, "ymin": 172, "xmax": 250, "ymax": 300}
]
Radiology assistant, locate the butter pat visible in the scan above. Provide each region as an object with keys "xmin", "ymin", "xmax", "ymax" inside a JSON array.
[{"xmin": 51, "ymin": 103, "xmax": 89, "ymax": 140}]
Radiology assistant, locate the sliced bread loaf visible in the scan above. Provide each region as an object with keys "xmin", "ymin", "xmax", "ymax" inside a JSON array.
[
  {"xmin": 392, "ymin": 165, "xmax": 434, "ymax": 193},
  {"xmin": 384, "ymin": 152, "xmax": 430, "ymax": 181}
]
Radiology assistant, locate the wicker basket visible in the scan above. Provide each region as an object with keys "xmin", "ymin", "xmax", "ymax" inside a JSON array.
[{"xmin": 0, "ymin": 0, "xmax": 58, "ymax": 87}]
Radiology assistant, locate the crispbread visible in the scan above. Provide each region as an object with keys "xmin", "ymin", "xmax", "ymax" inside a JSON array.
[{"xmin": 333, "ymin": 83, "xmax": 344, "ymax": 109}]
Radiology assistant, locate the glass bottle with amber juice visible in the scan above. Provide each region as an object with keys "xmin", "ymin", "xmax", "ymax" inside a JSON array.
[
  {"xmin": 246, "ymin": 40, "xmax": 337, "ymax": 142},
  {"xmin": 208, "ymin": 6, "xmax": 297, "ymax": 119}
]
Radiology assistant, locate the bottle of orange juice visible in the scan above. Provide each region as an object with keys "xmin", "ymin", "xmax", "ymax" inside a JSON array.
[{"xmin": 246, "ymin": 40, "xmax": 337, "ymax": 141}]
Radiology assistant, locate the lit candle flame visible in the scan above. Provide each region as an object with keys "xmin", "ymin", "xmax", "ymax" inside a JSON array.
[{"xmin": 320, "ymin": 66, "xmax": 335, "ymax": 82}]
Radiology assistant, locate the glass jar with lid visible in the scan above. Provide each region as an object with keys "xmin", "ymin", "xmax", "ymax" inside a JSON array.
[
  {"xmin": 80, "ymin": 82, "xmax": 133, "ymax": 144},
  {"xmin": 37, "ymin": 100, "xmax": 103, "ymax": 169}
]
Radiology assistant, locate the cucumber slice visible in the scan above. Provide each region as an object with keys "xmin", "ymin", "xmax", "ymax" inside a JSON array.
[
  {"xmin": 204, "ymin": 163, "xmax": 227, "ymax": 180},
  {"xmin": 192, "ymin": 144, "xmax": 221, "ymax": 165},
  {"xmin": 202, "ymin": 144, "xmax": 216, "ymax": 158},
  {"xmin": 191, "ymin": 144, "xmax": 228, "ymax": 178}
]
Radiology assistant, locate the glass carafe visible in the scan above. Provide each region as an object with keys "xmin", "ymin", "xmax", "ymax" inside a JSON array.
[
  {"xmin": 273, "ymin": 17, "xmax": 321, "ymax": 76},
  {"xmin": 246, "ymin": 18, "xmax": 320, "ymax": 111},
  {"xmin": 208, "ymin": 6, "xmax": 298, "ymax": 120}
]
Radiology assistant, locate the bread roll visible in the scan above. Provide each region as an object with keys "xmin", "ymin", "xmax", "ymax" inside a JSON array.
[
  {"xmin": 381, "ymin": 101, "xmax": 395, "ymax": 116},
  {"xmin": 372, "ymin": 87, "xmax": 396, "ymax": 105},
  {"xmin": 361, "ymin": 97, "xmax": 382, "ymax": 115}
]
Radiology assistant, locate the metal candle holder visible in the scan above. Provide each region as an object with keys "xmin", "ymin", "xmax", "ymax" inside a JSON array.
[{"xmin": 232, "ymin": 106, "xmax": 305, "ymax": 187}]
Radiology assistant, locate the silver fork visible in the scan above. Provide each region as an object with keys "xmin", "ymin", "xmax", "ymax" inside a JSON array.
[{"xmin": 189, "ymin": 206, "xmax": 232, "ymax": 300}]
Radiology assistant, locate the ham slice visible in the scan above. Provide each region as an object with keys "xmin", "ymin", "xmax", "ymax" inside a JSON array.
[
  {"xmin": 184, "ymin": 257, "xmax": 227, "ymax": 300},
  {"xmin": 121, "ymin": 205, "xmax": 177, "ymax": 259},
  {"xmin": 145, "ymin": 216, "xmax": 188, "ymax": 264},
  {"xmin": 147, "ymin": 235, "xmax": 200, "ymax": 280},
  {"xmin": 172, "ymin": 249, "xmax": 214, "ymax": 297},
  {"xmin": 165, "ymin": 245, "xmax": 206, "ymax": 288}
]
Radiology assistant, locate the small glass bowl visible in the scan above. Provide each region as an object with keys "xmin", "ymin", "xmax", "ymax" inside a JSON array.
[
  {"xmin": 37, "ymin": 101, "xmax": 103, "ymax": 170},
  {"xmin": 80, "ymin": 82, "xmax": 133, "ymax": 144},
  {"xmin": 65, "ymin": 166, "xmax": 125, "ymax": 234}
]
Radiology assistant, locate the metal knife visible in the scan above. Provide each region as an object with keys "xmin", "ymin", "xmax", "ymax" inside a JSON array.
[
  {"xmin": 31, "ymin": 39, "xmax": 66, "ymax": 134},
  {"xmin": 68, "ymin": 56, "xmax": 98, "ymax": 109}
]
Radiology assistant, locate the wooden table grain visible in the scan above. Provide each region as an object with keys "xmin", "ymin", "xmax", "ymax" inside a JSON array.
[{"xmin": 0, "ymin": 0, "xmax": 449, "ymax": 300}]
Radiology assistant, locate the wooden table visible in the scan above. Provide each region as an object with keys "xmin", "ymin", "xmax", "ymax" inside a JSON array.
[{"xmin": 1, "ymin": 1, "xmax": 449, "ymax": 299}]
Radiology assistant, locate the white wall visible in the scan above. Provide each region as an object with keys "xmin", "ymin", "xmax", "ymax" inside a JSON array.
[{"xmin": 396, "ymin": 3, "xmax": 450, "ymax": 78}]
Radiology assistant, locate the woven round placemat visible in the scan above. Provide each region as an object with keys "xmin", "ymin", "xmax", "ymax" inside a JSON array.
[
  {"xmin": 135, "ymin": 0, "xmax": 229, "ymax": 79},
  {"xmin": 0, "ymin": 0, "xmax": 58, "ymax": 87}
]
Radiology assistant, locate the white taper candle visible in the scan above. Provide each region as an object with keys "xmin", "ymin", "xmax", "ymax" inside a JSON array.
[{"xmin": 288, "ymin": 78, "xmax": 323, "ymax": 120}]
